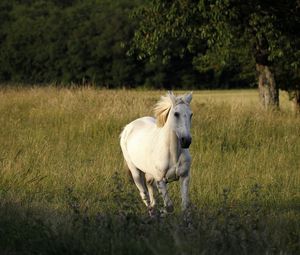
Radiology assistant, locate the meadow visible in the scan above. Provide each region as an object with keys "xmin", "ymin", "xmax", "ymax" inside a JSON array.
[{"xmin": 0, "ymin": 87, "xmax": 299, "ymax": 254}]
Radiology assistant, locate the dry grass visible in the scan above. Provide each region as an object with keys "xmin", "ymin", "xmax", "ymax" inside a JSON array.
[{"xmin": 0, "ymin": 87, "xmax": 299, "ymax": 254}]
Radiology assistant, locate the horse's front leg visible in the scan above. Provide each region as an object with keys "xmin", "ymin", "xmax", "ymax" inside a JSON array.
[
  {"xmin": 180, "ymin": 174, "xmax": 190, "ymax": 211},
  {"xmin": 178, "ymin": 150, "xmax": 191, "ymax": 211},
  {"xmin": 156, "ymin": 180, "xmax": 174, "ymax": 213}
]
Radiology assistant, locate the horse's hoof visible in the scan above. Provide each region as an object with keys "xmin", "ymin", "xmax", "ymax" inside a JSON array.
[
  {"xmin": 148, "ymin": 207, "xmax": 157, "ymax": 217},
  {"xmin": 165, "ymin": 204, "xmax": 174, "ymax": 213},
  {"xmin": 159, "ymin": 208, "xmax": 167, "ymax": 217}
]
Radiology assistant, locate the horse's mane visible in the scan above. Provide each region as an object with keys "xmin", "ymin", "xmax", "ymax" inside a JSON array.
[{"xmin": 154, "ymin": 92, "xmax": 186, "ymax": 127}]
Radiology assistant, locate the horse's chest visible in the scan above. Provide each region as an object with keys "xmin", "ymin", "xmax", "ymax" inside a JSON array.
[{"xmin": 152, "ymin": 154, "xmax": 177, "ymax": 181}]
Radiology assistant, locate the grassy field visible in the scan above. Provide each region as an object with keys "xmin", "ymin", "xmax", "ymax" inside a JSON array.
[{"xmin": 0, "ymin": 87, "xmax": 299, "ymax": 254}]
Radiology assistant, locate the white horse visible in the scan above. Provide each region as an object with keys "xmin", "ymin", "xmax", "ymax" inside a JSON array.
[{"xmin": 120, "ymin": 91, "xmax": 193, "ymax": 214}]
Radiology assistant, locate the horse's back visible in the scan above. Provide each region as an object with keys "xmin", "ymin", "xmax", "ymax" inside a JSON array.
[
  {"xmin": 121, "ymin": 117, "xmax": 156, "ymax": 139},
  {"xmin": 120, "ymin": 116, "xmax": 157, "ymax": 171},
  {"xmin": 131, "ymin": 116, "xmax": 156, "ymax": 127}
]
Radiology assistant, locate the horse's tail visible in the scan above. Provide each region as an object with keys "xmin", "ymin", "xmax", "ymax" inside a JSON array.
[{"xmin": 120, "ymin": 125, "xmax": 134, "ymax": 182}]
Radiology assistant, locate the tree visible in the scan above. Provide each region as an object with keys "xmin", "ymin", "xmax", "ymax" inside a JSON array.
[
  {"xmin": 0, "ymin": 0, "xmax": 149, "ymax": 86},
  {"xmin": 273, "ymin": 1, "xmax": 300, "ymax": 114},
  {"xmin": 131, "ymin": 0, "xmax": 300, "ymax": 111}
]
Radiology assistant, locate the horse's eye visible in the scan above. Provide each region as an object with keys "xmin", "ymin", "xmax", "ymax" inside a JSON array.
[{"xmin": 174, "ymin": 112, "xmax": 180, "ymax": 118}]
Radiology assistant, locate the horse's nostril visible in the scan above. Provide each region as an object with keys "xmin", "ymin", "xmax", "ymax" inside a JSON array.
[
  {"xmin": 187, "ymin": 136, "xmax": 192, "ymax": 145},
  {"xmin": 180, "ymin": 137, "xmax": 191, "ymax": 148}
]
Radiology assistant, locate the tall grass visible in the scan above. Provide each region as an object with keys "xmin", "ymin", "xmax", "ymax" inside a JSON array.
[{"xmin": 0, "ymin": 87, "xmax": 299, "ymax": 254}]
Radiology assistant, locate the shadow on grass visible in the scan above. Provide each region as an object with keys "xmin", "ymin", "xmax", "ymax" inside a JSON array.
[{"xmin": 0, "ymin": 184, "xmax": 299, "ymax": 255}]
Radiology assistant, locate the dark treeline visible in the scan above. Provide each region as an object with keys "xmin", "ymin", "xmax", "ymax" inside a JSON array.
[{"xmin": 0, "ymin": 0, "xmax": 255, "ymax": 89}]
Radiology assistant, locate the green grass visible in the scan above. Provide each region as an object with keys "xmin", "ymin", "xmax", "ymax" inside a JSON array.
[{"xmin": 0, "ymin": 87, "xmax": 299, "ymax": 254}]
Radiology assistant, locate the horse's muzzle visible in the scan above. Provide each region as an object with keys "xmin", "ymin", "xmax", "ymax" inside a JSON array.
[{"xmin": 180, "ymin": 136, "xmax": 192, "ymax": 148}]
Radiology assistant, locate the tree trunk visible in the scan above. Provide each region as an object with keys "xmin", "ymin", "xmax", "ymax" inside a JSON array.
[
  {"xmin": 293, "ymin": 88, "xmax": 300, "ymax": 115},
  {"xmin": 256, "ymin": 64, "xmax": 279, "ymax": 110}
]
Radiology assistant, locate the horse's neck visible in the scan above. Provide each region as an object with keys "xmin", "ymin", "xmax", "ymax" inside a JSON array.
[
  {"xmin": 162, "ymin": 117, "xmax": 180, "ymax": 165},
  {"xmin": 169, "ymin": 129, "xmax": 180, "ymax": 165}
]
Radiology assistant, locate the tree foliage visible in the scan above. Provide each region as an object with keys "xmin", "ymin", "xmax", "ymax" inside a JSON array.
[
  {"xmin": 0, "ymin": 0, "xmax": 257, "ymax": 88},
  {"xmin": 131, "ymin": 0, "xmax": 300, "ymax": 102},
  {"xmin": 0, "ymin": 0, "xmax": 299, "ymax": 92},
  {"xmin": 0, "ymin": 0, "xmax": 143, "ymax": 87}
]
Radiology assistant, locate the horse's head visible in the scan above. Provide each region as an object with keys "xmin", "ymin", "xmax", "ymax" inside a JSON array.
[
  {"xmin": 168, "ymin": 92, "xmax": 193, "ymax": 149},
  {"xmin": 154, "ymin": 91, "xmax": 193, "ymax": 149}
]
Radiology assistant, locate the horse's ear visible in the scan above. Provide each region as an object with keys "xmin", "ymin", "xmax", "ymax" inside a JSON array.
[
  {"xmin": 167, "ymin": 91, "xmax": 176, "ymax": 105},
  {"xmin": 183, "ymin": 92, "xmax": 193, "ymax": 104}
]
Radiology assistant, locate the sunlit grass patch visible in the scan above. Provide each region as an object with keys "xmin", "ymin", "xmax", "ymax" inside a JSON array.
[{"xmin": 0, "ymin": 87, "xmax": 299, "ymax": 254}]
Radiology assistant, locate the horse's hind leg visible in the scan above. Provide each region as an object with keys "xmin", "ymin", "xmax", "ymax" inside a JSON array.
[
  {"xmin": 145, "ymin": 174, "xmax": 157, "ymax": 215},
  {"xmin": 126, "ymin": 162, "xmax": 150, "ymax": 207},
  {"xmin": 145, "ymin": 174, "xmax": 156, "ymax": 207}
]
